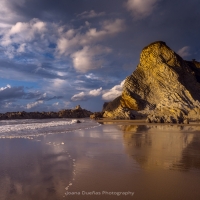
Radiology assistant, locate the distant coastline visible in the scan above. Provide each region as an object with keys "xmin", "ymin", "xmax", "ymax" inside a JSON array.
[{"xmin": 0, "ymin": 105, "xmax": 92, "ymax": 120}]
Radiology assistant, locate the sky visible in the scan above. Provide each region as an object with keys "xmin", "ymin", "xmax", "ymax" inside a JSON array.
[{"xmin": 0, "ymin": 0, "xmax": 200, "ymax": 113}]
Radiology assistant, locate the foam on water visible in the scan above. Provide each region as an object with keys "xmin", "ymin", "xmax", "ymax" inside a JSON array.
[{"xmin": 0, "ymin": 118, "xmax": 100, "ymax": 139}]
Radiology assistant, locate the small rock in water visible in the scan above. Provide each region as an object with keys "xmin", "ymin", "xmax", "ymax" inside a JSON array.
[{"xmin": 76, "ymin": 120, "xmax": 81, "ymax": 123}]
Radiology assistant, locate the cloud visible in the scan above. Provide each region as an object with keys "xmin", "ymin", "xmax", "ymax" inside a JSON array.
[
  {"xmin": 56, "ymin": 19, "xmax": 125, "ymax": 56},
  {"xmin": 177, "ymin": 46, "xmax": 191, "ymax": 58},
  {"xmin": 0, "ymin": 59, "xmax": 66, "ymax": 82},
  {"xmin": 0, "ymin": 84, "xmax": 60, "ymax": 105},
  {"xmin": 0, "ymin": 0, "xmax": 22, "ymax": 27},
  {"xmin": 0, "ymin": 18, "xmax": 57, "ymax": 60},
  {"xmin": 71, "ymin": 87, "xmax": 102, "ymax": 101},
  {"xmin": 37, "ymin": 93, "xmax": 63, "ymax": 101},
  {"xmin": 26, "ymin": 100, "xmax": 44, "ymax": 109},
  {"xmin": 71, "ymin": 92, "xmax": 88, "ymax": 101},
  {"xmin": 0, "ymin": 23, "xmax": 13, "ymax": 28},
  {"xmin": 77, "ymin": 10, "xmax": 105, "ymax": 19},
  {"xmin": 1, "ymin": 18, "xmax": 47, "ymax": 49},
  {"xmin": 125, "ymin": 0, "xmax": 159, "ymax": 19},
  {"xmin": 71, "ymin": 80, "xmax": 125, "ymax": 102},
  {"xmin": 102, "ymin": 80, "xmax": 125, "ymax": 101},
  {"xmin": 71, "ymin": 45, "xmax": 111, "ymax": 72},
  {"xmin": 0, "ymin": 17, "xmax": 125, "ymax": 74},
  {"xmin": 89, "ymin": 88, "xmax": 103, "ymax": 96},
  {"xmin": 45, "ymin": 79, "xmax": 71, "ymax": 94},
  {"xmin": 0, "ymin": 84, "xmax": 11, "ymax": 91},
  {"xmin": 17, "ymin": 43, "xmax": 26, "ymax": 53},
  {"xmin": 101, "ymin": 19, "xmax": 126, "ymax": 34},
  {"xmin": 53, "ymin": 102, "xmax": 59, "ymax": 106},
  {"xmin": 85, "ymin": 73, "xmax": 99, "ymax": 80},
  {"xmin": 23, "ymin": 91, "xmax": 42, "ymax": 99},
  {"xmin": 56, "ymin": 19, "xmax": 125, "ymax": 72},
  {"xmin": 0, "ymin": 85, "xmax": 25, "ymax": 101}
]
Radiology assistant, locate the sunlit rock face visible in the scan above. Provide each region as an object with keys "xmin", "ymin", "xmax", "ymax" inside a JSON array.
[
  {"xmin": 103, "ymin": 41, "xmax": 200, "ymax": 120},
  {"xmin": 121, "ymin": 125, "xmax": 200, "ymax": 171}
]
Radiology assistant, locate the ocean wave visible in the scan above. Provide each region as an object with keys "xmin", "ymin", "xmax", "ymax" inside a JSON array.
[{"xmin": 0, "ymin": 118, "xmax": 100, "ymax": 139}]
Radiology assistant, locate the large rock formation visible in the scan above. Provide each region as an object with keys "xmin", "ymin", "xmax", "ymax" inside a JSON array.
[{"xmin": 103, "ymin": 41, "xmax": 200, "ymax": 122}]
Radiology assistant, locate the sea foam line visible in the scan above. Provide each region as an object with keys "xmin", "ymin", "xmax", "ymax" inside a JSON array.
[{"xmin": 0, "ymin": 119, "xmax": 101, "ymax": 139}]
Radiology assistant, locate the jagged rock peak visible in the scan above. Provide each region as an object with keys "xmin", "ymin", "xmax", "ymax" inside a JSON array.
[
  {"xmin": 103, "ymin": 41, "xmax": 200, "ymax": 121},
  {"xmin": 74, "ymin": 105, "xmax": 82, "ymax": 110}
]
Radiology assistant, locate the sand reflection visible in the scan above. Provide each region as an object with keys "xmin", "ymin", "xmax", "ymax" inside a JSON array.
[{"xmin": 121, "ymin": 125, "xmax": 200, "ymax": 171}]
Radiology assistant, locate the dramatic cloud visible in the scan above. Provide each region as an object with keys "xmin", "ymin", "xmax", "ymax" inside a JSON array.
[
  {"xmin": 56, "ymin": 19, "xmax": 125, "ymax": 56},
  {"xmin": 71, "ymin": 46, "xmax": 111, "ymax": 72},
  {"xmin": 0, "ymin": 84, "xmax": 11, "ymax": 91},
  {"xmin": 126, "ymin": 0, "xmax": 159, "ymax": 19},
  {"xmin": 102, "ymin": 80, "xmax": 125, "ymax": 101},
  {"xmin": 77, "ymin": 10, "xmax": 105, "ymax": 19},
  {"xmin": 0, "ymin": 84, "xmax": 64, "ymax": 113},
  {"xmin": 53, "ymin": 102, "xmax": 59, "ymax": 106},
  {"xmin": 71, "ymin": 80, "xmax": 125, "ymax": 102},
  {"xmin": 85, "ymin": 73, "xmax": 99, "ymax": 80},
  {"xmin": 71, "ymin": 87, "xmax": 102, "ymax": 101},
  {"xmin": 2, "ymin": 19, "xmax": 47, "ymax": 46},
  {"xmin": 71, "ymin": 92, "xmax": 88, "ymax": 101},
  {"xmin": 26, "ymin": 100, "xmax": 44, "ymax": 109},
  {"xmin": 37, "ymin": 93, "xmax": 63, "ymax": 101},
  {"xmin": 0, "ymin": 0, "xmax": 22, "ymax": 27},
  {"xmin": 0, "ymin": 85, "xmax": 25, "ymax": 101},
  {"xmin": 177, "ymin": 46, "xmax": 191, "ymax": 58},
  {"xmin": 89, "ymin": 88, "xmax": 103, "ymax": 96},
  {"xmin": 0, "ymin": 17, "xmax": 125, "ymax": 74},
  {"xmin": 56, "ymin": 18, "xmax": 125, "ymax": 72},
  {"xmin": 0, "ymin": 18, "xmax": 54, "ymax": 58}
]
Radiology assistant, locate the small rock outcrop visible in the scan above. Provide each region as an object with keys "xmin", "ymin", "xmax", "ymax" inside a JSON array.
[
  {"xmin": 0, "ymin": 105, "xmax": 93, "ymax": 120},
  {"xmin": 90, "ymin": 112, "xmax": 104, "ymax": 120},
  {"xmin": 103, "ymin": 106, "xmax": 135, "ymax": 119},
  {"xmin": 103, "ymin": 41, "xmax": 200, "ymax": 122}
]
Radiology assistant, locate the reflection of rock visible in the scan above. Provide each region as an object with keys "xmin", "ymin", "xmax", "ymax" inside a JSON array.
[
  {"xmin": 146, "ymin": 114, "xmax": 189, "ymax": 124},
  {"xmin": 119, "ymin": 125, "xmax": 149, "ymax": 135},
  {"xmin": 172, "ymin": 134, "xmax": 200, "ymax": 171},
  {"xmin": 122, "ymin": 125, "xmax": 200, "ymax": 171}
]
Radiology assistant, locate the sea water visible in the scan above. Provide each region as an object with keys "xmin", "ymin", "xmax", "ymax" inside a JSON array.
[
  {"xmin": 0, "ymin": 118, "xmax": 100, "ymax": 139},
  {"xmin": 0, "ymin": 120, "xmax": 200, "ymax": 200}
]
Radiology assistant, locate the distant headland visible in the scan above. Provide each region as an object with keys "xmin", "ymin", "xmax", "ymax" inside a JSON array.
[{"xmin": 0, "ymin": 105, "xmax": 92, "ymax": 120}]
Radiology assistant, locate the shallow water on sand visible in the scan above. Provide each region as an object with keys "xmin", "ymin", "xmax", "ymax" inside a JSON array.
[{"xmin": 0, "ymin": 120, "xmax": 200, "ymax": 200}]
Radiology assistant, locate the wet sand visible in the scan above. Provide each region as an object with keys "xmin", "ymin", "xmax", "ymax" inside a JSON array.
[
  {"xmin": 97, "ymin": 118, "xmax": 200, "ymax": 126},
  {"xmin": 0, "ymin": 122, "xmax": 200, "ymax": 199}
]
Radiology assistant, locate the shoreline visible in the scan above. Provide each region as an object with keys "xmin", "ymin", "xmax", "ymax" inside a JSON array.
[{"xmin": 96, "ymin": 118, "xmax": 200, "ymax": 126}]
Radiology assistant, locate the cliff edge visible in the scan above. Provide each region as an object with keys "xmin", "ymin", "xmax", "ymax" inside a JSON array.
[{"xmin": 103, "ymin": 41, "xmax": 200, "ymax": 122}]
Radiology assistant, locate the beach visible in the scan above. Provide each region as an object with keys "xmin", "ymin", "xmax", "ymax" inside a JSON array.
[{"xmin": 0, "ymin": 119, "xmax": 200, "ymax": 200}]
